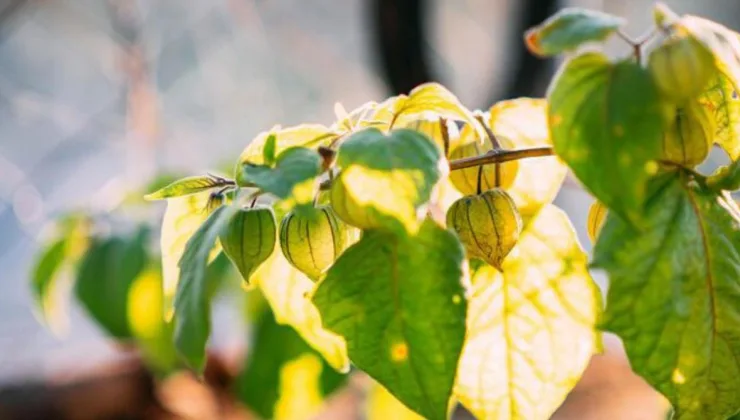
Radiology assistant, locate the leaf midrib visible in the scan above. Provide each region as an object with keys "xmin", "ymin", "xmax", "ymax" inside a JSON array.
[{"xmin": 683, "ymin": 183, "xmax": 719, "ymax": 409}]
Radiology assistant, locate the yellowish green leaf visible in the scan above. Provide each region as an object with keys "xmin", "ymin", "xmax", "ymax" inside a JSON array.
[
  {"xmin": 455, "ymin": 205, "xmax": 600, "ymax": 420},
  {"xmin": 144, "ymin": 175, "xmax": 230, "ymax": 201},
  {"xmin": 252, "ymin": 244, "xmax": 349, "ymax": 373},
  {"xmin": 700, "ymin": 71, "xmax": 740, "ymax": 160},
  {"xmin": 366, "ymin": 382, "xmax": 425, "ymax": 420},
  {"xmin": 237, "ymin": 124, "xmax": 339, "ymax": 167},
  {"xmin": 488, "ymin": 98, "xmax": 567, "ymax": 215},
  {"xmin": 127, "ymin": 265, "xmax": 178, "ymax": 374},
  {"xmin": 160, "ymin": 191, "xmax": 222, "ymax": 320},
  {"xmin": 397, "ymin": 115, "xmax": 462, "ymax": 154},
  {"xmin": 392, "ymin": 83, "xmax": 484, "ymax": 140},
  {"xmin": 334, "ymin": 97, "xmax": 403, "ymax": 134}
]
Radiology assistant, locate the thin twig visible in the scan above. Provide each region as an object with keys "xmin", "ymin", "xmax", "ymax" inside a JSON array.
[
  {"xmin": 449, "ymin": 147, "xmax": 555, "ymax": 171},
  {"xmin": 474, "ymin": 115, "xmax": 501, "ymax": 149},
  {"xmin": 316, "ymin": 146, "xmax": 556, "ymax": 191},
  {"xmin": 617, "ymin": 27, "xmax": 658, "ymax": 63},
  {"xmin": 439, "ymin": 117, "xmax": 450, "ymax": 157}
]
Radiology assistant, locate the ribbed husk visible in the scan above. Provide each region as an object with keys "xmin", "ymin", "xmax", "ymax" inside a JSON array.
[
  {"xmin": 219, "ymin": 206, "xmax": 277, "ymax": 284},
  {"xmin": 280, "ymin": 206, "xmax": 348, "ymax": 281},
  {"xmin": 446, "ymin": 189, "xmax": 522, "ymax": 269}
]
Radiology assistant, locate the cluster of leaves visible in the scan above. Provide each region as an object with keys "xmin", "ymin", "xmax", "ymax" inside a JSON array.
[{"xmin": 29, "ymin": 2, "xmax": 740, "ymax": 419}]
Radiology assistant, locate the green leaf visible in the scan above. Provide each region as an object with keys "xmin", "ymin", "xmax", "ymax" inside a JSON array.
[
  {"xmin": 144, "ymin": 175, "xmax": 230, "ymax": 201},
  {"xmin": 548, "ymin": 52, "xmax": 669, "ymax": 224},
  {"xmin": 263, "ymin": 134, "xmax": 277, "ymax": 166},
  {"xmin": 455, "ymin": 205, "xmax": 601, "ymax": 419},
  {"xmin": 30, "ymin": 215, "xmax": 91, "ymax": 333},
  {"xmin": 487, "ymin": 98, "xmax": 567, "ymax": 216},
  {"xmin": 594, "ymin": 171, "xmax": 740, "ymax": 419},
  {"xmin": 333, "ymin": 128, "xmax": 442, "ymax": 234},
  {"xmin": 235, "ymin": 307, "xmax": 347, "ymax": 420},
  {"xmin": 312, "ymin": 219, "xmax": 468, "ymax": 420},
  {"xmin": 700, "ymin": 72, "xmax": 740, "ymax": 160},
  {"xmin": 75, "ymin": 227, "xmax": 150, "ymax": 339},
  {"xmin": 160, "ymin": 191, "xmax": 222, "ymax": 320},
  {"xmin": 707, "ymin": 158, "xmax": 740, "ymax": 191},
  {"xmin": 173, "ymin": 204, "xmax": 239, "ymax": 373},
  {"xmin": 237, "ymin": 147, "xmax": 322, "ymax": 206},
  {"xmin": 524, "ymin": 8, "xmax": 625, "ymax": 57}
]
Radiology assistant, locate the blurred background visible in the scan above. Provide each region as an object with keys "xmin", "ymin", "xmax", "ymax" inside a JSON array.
[{"xmin": 0, "ymin": 0, "xmax": 739, "ymax": 419}]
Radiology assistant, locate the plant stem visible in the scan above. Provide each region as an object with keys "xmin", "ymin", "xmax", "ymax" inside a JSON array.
[
  {"xmin": 439, "ymin": 117, "xmax": 450, "ymax": 157},
  {"xmin": 449, "ymin": 146, "xmax": 554, "ymax": 171},
  {"xmin": 617, "ymin": 27, "xmax": 658, "ymax": 63},
  {"xmin": 475, "ymin": 114, "xmax": 501, "ymax": 149},
  {"xmin": 317, "ymin": 146, "xmax": 556, "ymax": 190}
]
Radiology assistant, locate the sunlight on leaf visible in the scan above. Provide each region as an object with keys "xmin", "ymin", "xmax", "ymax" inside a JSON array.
[
  {"xmin": 455, "ymin": 205, "xmax": 600, "ymax": 420},
  {"xmin": 594, "ymin": 172, "xmax": 740, "ymax": 419},
  {"xmin": 236, "ymin": 307, "xmax": 346, "ymax": 420},
  {"xmin": 274, "ymin": 354, "xmax": 326, "ymax": 420},
  {"xmin": 366, "ymin": 382, "xmax": 425, "ymax": 420},
  {"xmin": 398, "ymin": 115, "xmax": 462, "ymax": 155},
  {"xmin": 160, "ymin": 191, "xmax": 222, "ymax": 320},
  {"xmin": 680, "ymin": 15, "xmax": 740, "ymax": 94},
  {"xmin": 332, "ymin": 128, "xmax": 443, "ymax": 234},
  {"xmin": 488, "ymin": 98, "xmax": 567, "ymax": 216},
  {"xmin": 253, "ymin": 246, "xmax": 349, "ymax": 373},
  {"xmin": 525, "ymin": 8, "xmax": 625, "ymax": 57},
  {"xmin": 334, "ymin": 97, "xmax": 402, "ymax": 134},
  {"xmin": 392, "ymin": 83, "xmax": 484, "ymax": 140},
  {"xmin": 144, "ymin": 175, "xmax": 228, "ymax": 201},
  {"xmin": 700, "ymin": 71, "xmax": 740, "ymax": 160},
  {"xmin": 237, "ymin": 124, "xmax": 339, "ymax": 167},
  {"xmin": 313, "ymin": 219, "xmax": 468, "ymax": 420},
  {"xmin": 127, "ymin": 266, "xmax": 178, "ymax": 374}
]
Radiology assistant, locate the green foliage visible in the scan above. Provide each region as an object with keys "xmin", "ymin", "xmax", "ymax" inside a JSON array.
[
  {"xmin": 237, "ymin": 147, "xmax": 322, "ymax": 204},
  {"xmin": 144, "ymin": 175, "xmax": 231, "ymax": 201},
  {"xmin": 455, "ymin": 205, "xmax": 600, "ymax": 420},
  {"xmin": 235, "ymin": 303, "xmax": 346, "ymax": 420},
  {"xmin": 548, "ymin": 52, "xmax": 669, "ymax": 224},
  {"xmin": 32, "ymin": 238, "xmax": 69, "ymax": 325},
  {"xmin": 594, "ymin": 172, "xmax": 740, "ymax": 419},
  {"xmin": 28, "ymin": 5, "xmax": 740, "ymax": 420},
  {"xmin": 75, "ymin": 227, "xmax": 150, "ymax": 339},
  {"xmin": 173, "ymin": 204, "xmax": 239, "ymax": 373},
  {"xmin": 524, "ymin": 8, "xmax": 625, "ymax": 57},
  {"xmin": 707, "ymin": 158, "xmax": 740, "ymax": 190},
  {"xmin": 313, "ymin": 219, "xmax": 467, "ymax": 419}
]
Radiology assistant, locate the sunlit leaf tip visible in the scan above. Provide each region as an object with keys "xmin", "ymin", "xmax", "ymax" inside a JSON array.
[
  {"xmin": 144, "ymin": 175, "xmax": 231, "ymax": 201},
  {"xmin": 525, "ymin": 8, "xmax": 625, "ymax": 57}
]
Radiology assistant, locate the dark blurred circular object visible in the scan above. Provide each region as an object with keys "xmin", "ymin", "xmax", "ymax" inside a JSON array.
[{"xmin": 368, "ymin": 0, "xmax": 559, "ymax": 104}]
